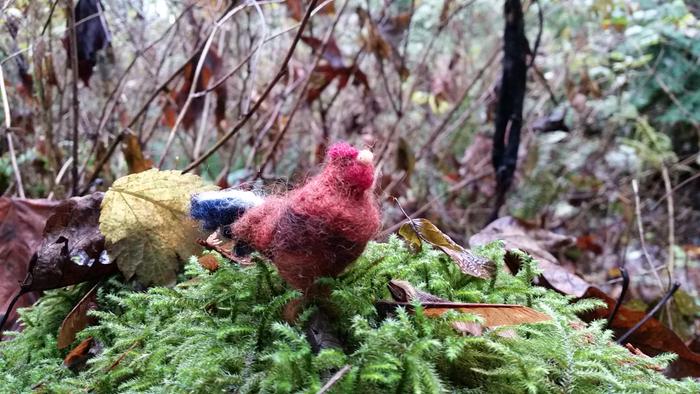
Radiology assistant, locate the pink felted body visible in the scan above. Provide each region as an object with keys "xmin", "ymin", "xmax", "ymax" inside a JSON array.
[{"xmin": 233, "ymin": 142, "xmax": 380, "ymax": 291}]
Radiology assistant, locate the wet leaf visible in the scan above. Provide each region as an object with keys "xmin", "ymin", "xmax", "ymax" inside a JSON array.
[
  {"xmin": 399, "ymin": 218, "xmax": 495, "ymax": 279},
  {"xmin": 63, "ymin": 0, "xmax": 111, "ymax": 85},
  {"xmin": 25, "ymin": 193, "xmax": 118, "ymax": 292},
  {"xmin": 0, "ymin": 198, "xmax": 60, "ymax": 330},
  {"xmin": 100, "ymin": 169, "xmax": 216, "ymax": 286},
  {"xmin": 57, "ymin": 283, "xmax": 99, "ymax": 349},
  {"xmin": 122, "ymin": 132, "xmax": 153, "ymax": 174}
]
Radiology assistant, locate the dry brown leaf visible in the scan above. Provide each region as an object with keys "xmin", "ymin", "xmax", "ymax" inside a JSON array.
[
  {"xmin": 383, "ymin": 280, "xmax": 551, "ymax": 328},
  {"xmin": 399, "ymin": 218, "xmax": 495, "ymax": 279},
  {"xmin": 57, "ymin": 283, "xmax": 99, "ymax": 349}
]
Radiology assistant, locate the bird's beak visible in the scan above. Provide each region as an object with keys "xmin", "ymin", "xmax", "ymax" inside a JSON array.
[{"xmin": 357, "ymin": 149, "xmax": 373, "ymax": 165}]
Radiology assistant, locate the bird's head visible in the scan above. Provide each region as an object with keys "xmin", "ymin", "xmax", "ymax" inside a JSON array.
[{"xmin": 325, "ymin": 142, "xmax": 375, "ymax": 192}]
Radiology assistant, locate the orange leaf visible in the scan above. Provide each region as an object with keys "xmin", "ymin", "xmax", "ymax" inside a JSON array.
[
  {"xmin": 63, "ymin": 337, "xmax": 94, "ymax": 370},
  {"xmin": 122, "ymin": 133, "xmax": 153, "ymax": 174},
  {"xmin": 198, "ymin": 254, "xmax": 219, "ymax": 272}
]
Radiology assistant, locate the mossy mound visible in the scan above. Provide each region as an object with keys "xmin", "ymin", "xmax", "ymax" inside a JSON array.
[{"xmin": 1, "ymin": 237, "xmax": 697, "ymax": 393}]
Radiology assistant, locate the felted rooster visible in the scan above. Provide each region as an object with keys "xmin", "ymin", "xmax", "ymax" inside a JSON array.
[{"xmin": 191, "ymin": 142, "xmax": 380, "ymax": 291}]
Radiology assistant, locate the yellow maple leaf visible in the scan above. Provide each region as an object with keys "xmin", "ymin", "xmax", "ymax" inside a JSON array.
[{"xmin": 99, "ymin": 169, "xmax": 217, "ymax": 286}]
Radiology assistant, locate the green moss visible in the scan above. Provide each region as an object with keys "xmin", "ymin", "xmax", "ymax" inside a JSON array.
[{"xmin": 1, "ymin": 237, "xmax": 697, "ymax": 393}]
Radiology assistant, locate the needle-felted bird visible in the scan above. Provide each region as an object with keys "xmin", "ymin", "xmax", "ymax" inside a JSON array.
[
  {"xmin": 235, "ymin": 142, "xmax": 380, "ymax": 291},
  {"xmin": 191, "ymin": 142, "xmax": 381, "ymax": 292}
]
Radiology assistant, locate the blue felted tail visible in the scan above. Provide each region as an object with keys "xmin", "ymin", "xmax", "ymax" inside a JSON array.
[{"xmin": 190, "ymin": 189, "xmax": 263, "ymax": 232}]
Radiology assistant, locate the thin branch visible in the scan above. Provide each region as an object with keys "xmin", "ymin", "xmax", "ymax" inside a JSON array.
[
  {"xmin": 242, "ymin": 0, "xmax": 269, "ymax": 114},
  {"xmin": 158, "ymin": 2, "xmax": 252, "ymax": 168},
  {"xmin": 66, "ymin": 0, "xmax": 80, "ymax": 196},
  {"xmin": 79, "ymin": 133, "xmax": 125, "ymax": 196},
  {"xmin": 416, "ymin": 48, "xmax": 500, "ymax": 160},
  {"xmin": 255, "ymin": 0, "xmax": 350, "ymax": 178},
  {"xmin": 631, "ymin": 179, "xmax": 665, "ymax": 291},
  {"xmin": 316, "ymin": 365, "xmax": 352, "ymax": 394},
  {"xmin": 40, "ymin": 0, "xmax": 60, "ymax": 35},
  {"xmin": 607, "ymin": 268, "xmax": 629, "ymax": 329},
  {"xmin": 0, "ymin": 64, "xmax": 24, "ymax": 198},
  {"xmin": 660, "ymin": 165, "xmax": 676, "ymax": 282},
  {"xmin": 616, "ymin": 282, "xmax": 680, "ymax": 344},
  {"xmin": 378, "ymin": 170, "xmax": 491, "ymax": 238},
  {"xmin": 182, "ymin": 0, "xmax": 323, "ymax": 174}
]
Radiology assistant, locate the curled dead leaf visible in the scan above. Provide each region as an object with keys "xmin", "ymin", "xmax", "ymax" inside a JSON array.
[
  {"xmin": 57, "ymin": 283, "xmax": 100, "ymax": 349},
  {"xmin": 398, "ymin": 218, "xmax": 495, "ymax": 279}
]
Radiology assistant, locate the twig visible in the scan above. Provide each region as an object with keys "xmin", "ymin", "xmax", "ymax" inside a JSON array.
[
  {"xmin": 650, "ymin": 170, "xmax": 700, "ymax": 211},
  {"xmin": 616, "ymin": 282, "xmax": 680, "ymax": 344},
  {"xmin": 66, "ymin": 0, "xmax": 81, "ymax": 196},
  {"xmin": 79, "ymin": 132, "xmax": 125, "ymax": 196},
  {"xmin": 40, "ymin": 0, "xmax": 60, "ymax": 35},
  {"xmin": 182, "ymin": 0, "xmax": 323, "ymax": 174},
  {"xmin": 378, "ymin": 170, "xmax": 491, "ymax": 238},
  {"xmin": 158, "ymin": 2, "xmax": 252, "ymax": 168},
  {"xmin": 416, "ymin": 49, "xmax": 500, "ymax": 160},
  {"xmin": 242, "ymin": 0, "xmax": 269, "ymax": 114},
  {"xmin": 631, "ymin": 179, "xmax": 665, "ymax": 291},
  {"xmin": 254, "ymin": 0, "xmax": 350, "ymax": 178},
  {"xmin": 527, "ymin": 0, "xmax": 543, "ymax": 68},
  {"xmin": 0, "ymin": 290, "xmax": 24, "ymax": 334},
  {"xmin": 0, "ymin": 64, "xmax": 24, "ymax": 198},
  {"xmin": 607, "ymin": 268, "xmax": 629, "ymax": 329},
  {"xmin": 660, "ymin": 164, "xmax": 675, "ymax": 282},
  {"xmin": 316, "ymin": 365, "xmax": 351, "ymax": 394},
  {"xmin": 47, "ymin": 157, "xmax": 74, "ymax": 200}
]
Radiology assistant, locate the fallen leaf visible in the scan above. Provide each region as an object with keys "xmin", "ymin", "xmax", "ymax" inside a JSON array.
[
  {"xmin": 0, "ymin": 198, "xmax": 59, "ymax": 331},
  {"xmin": 63, "ymin": 0, "xmax": 111, "ymax": 85},
  {"xmin": 197, "ymin": 254, "xmax": 219, "ymax": 272},
  {"xmin": 469, "ymin": 217, "xmax": 585, "ymax": 295},
  {"xmin": 399, "ymin": 218, "xmax": 495, "ymax": 279},
  {"xmin": 471, "ymin": 218, "xmax": 700, "ymax": 378},
  {"xmin": 57, "ymin": 283, "xmax": 99, "ymax": 349},
  {"xmin": 383, "ymin": 280, "xmax": 550, "ymax": 328},
  {"xmin": 122, "ymin": 132, "xmax": 153, "ymax": 174},
  {"xmin": 100, "ymin": 169, "xmax": 217, "ymax": 286},
  {"xmin": 581, "ymin": 287, "xmax": 700, "ymax": 379},
  {"xmin": 378, "ymin": 301, "xmax": 551, "ymax": 328},
  {"xmin": 63, "ymin": 337, "xmax": 94, "ymax": 371},
  {"xmin": 576, "ymin": 234, "xmax": 603, "ymax": 255},
  {"xmin": 24, "ymin": 193, "xmax": 118, "ymax": 292}
]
